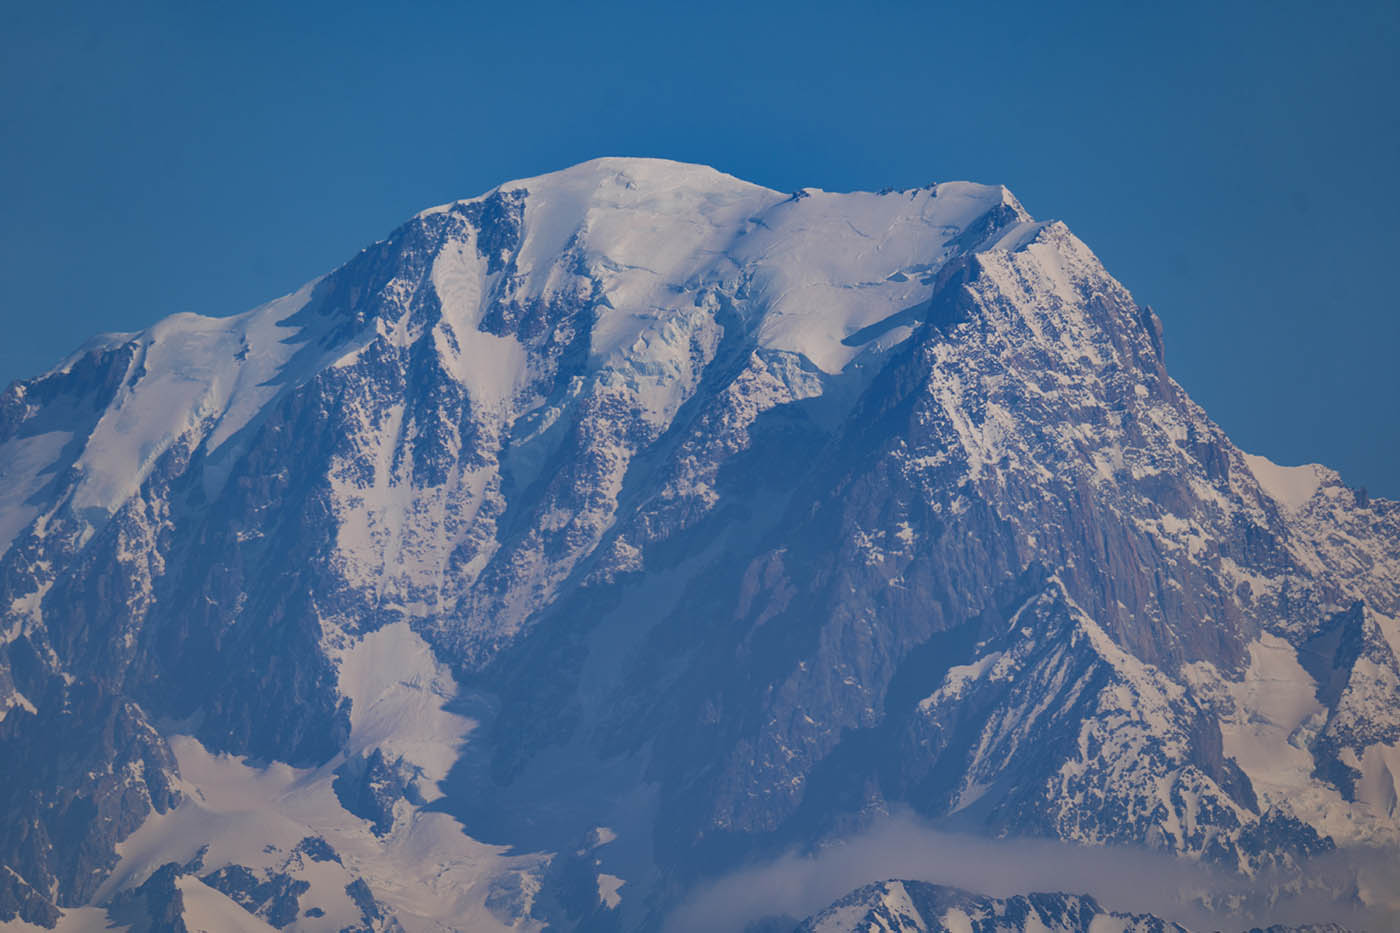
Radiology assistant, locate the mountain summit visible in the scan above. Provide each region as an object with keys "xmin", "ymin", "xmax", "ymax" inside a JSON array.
[{"xmin": 1, "ymin": 159, "xmax": 1396, "ymax": 931}]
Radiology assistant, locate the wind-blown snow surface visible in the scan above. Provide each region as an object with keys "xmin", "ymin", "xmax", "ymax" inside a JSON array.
[{"xmin": 1, "ymin": 157, "xmax": 1397, "ymax": 931}]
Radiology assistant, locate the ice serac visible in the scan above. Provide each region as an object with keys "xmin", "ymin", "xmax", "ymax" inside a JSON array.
[{"xmin": 0, "ymin": 157, "xmax": 1397, "ymax": 931}]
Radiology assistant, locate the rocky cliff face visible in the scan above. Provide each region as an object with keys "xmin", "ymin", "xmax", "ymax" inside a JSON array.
[{"xmin": 0, "ymin": 158, "xmax": 1396, "ymax": 931}]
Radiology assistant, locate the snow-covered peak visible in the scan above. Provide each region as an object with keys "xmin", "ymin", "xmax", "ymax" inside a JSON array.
[
  {"xmin": 423, "ymin": 156, "xmax": 1024, "ymax": 221},
  {"xmin": 421, "ymin": 156, "xmax": 777, "ymax": 217},
  {"xmin": 0, "ymin": 159, "xmax": 1049, "ymax": 573},
  {"xmin": 417, "ymin": 158, "xmax": 1043, "ymax": 382}
]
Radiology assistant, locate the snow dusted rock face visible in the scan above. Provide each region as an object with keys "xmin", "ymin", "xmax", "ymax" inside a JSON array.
[{"xmin": 0, "ymin": 157, "xmax": 1397, "ymax": 930}]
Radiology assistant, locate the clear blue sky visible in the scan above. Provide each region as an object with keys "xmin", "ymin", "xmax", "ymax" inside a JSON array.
[{"xmin": 3, "ymin": 0, "xmax": 1397, "ymax": 494}]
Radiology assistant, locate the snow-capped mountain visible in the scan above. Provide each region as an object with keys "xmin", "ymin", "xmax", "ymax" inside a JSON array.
[{"xmin": 0, "ymin": 157, "xmax": 1396, "ymax": 932}]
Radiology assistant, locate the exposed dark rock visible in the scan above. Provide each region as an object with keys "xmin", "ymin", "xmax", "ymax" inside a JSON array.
[
  {"xmin": 333, "ymin": 748, "xmax": 418, "ymax": 836},
  {"xmin": 200, "ymin": 864, "xmax": 309, "ymax": 929},
  {"xmin": 180, "ymin": 846, "xmax": 207, "ymax": 875},
  {"xmin": 106, "ymin": 861, "xmax": 188, "ymax": 933},
  {"xmin": 345, "ymin": 877, "xmax": 381, "ymax": 922},
  {"xmin": 0, "ymin": 665, "xmax": 178, "ymax": 916},
  {"xmin": 293, "ymin": 835, "xmax": 342, "ymax": 864},
  {"xmin": 0, "ymin": 864, "xmax": 62, "ymax": 927},
  {"xmin": 342, "ymin": 877, "xmax": 403, "ymax": 932}
]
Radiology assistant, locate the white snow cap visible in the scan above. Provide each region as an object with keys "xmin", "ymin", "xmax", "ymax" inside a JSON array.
[{"xmin": 425, "ymin": 156, "xmax": 1028, "ymax": 374}]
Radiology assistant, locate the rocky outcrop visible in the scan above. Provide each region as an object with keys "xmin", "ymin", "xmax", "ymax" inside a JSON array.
[
  {"xmin": 105, "ymin": 862, "xmax": 188, "ymax": 933},
  {"xmin": 332, "ymin": 748, "xmax": 419, "ymax": 837},
  {"xmin": 201, "ymin": 864, "xmax": 309, "ymax": 929},
  {"xmin": 0, "ymin": 652, "xmax": 178, "ymax": 913}
]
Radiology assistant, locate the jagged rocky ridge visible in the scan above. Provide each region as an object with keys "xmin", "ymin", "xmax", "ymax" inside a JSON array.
[
  {"xmin": 792, "ymin": 880, "xmax": 1190, "ymax": 932},
  {"xmin": 791, "ymin": 880, "xmax": 1347, "ymax": 933},
  {"xmin": 0, "ymin": 158, "xmax": 1396, "ymax": 931}
]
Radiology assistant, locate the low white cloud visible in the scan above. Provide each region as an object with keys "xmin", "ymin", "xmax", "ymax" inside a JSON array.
[{"xmin": 663, "ymin": 811, "xmax": 1399, "ymax": 932}]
